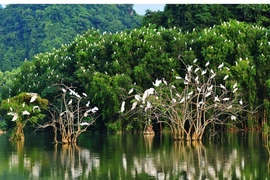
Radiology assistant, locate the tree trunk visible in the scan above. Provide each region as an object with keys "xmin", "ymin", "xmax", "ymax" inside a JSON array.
[
  {"xmin": 11, "ymin": 124, "xmax": 25, "ymax": 141},
  {"xmin": 143, "ymin": 124, "xmax": 155, "ymax": 135}
]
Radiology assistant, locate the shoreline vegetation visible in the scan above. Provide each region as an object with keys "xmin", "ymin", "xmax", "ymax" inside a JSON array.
[{"xmin": 1, "ymin": 5, "xmax": 270, "ymax": 141}]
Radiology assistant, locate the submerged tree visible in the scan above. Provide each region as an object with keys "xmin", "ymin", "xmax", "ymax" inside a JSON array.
[
  {"xmin": 121, "ymin": 57, "xmax": 252, "ymax": 140},
  {"xmin": 37, "ymin": 84, "xmax": 99, "ymax": 144},
  {"xmin": 0, "ymin": 92, "xmax": 48, "ymax": 140}
]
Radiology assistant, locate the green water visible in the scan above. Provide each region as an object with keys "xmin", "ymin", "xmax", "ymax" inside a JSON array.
[{"xmin": 0, "ymin": 131, "xmax": 269, "ymax": 179}]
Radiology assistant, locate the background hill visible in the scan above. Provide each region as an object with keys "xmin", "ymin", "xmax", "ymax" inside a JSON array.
[{"xmin": 0, "ymin": 4, "xmax": 142, "ymax": 71}]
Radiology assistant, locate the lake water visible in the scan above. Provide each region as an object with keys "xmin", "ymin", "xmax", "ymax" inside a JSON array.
[{"xmin": 0, "ymin": 131, "xmax": 269, "ymax": 179}]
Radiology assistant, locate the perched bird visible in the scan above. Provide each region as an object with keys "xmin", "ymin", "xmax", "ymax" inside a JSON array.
[
  {"xmin": 223, "ymin": 75, "xmax": 229, "ymax": 80},
  {"xmin": 120, "ymin": 101, "xmax": 125, "ymax": 113},
  {"xmin": 231, "ymin": 115, "xmax": 236, "ymax": 121},
  {"xmin": 218, "ymin": 62, "xmax": 224, "ymax": 69},
  {"xmin": 62, "ymin": 88, "xmax": 66, "ymax": 93},
  {"xmin": 131, "ymin": 101, "xmax": 138, "ymax": 110},
  {"xmin": 32, "ymin": 106, "xmax": 40, "ymax": 112},
  {"xmin": 128, "ymin": 88, "xmax": 134, "ymax": 94},
  {"xmin": 239, "ymin": 99, "xmax": 243, "ymax": 105},
  {"xmin": 80, "ymin": 122, "xmax": 90, "ymax": 126},
  {"xmin": 220, "ymin": 84, "xmax": 226, "ymax": 90},
  {"xmin": 7, "ymin": 112, "xmax": 18, "ymax": 121},
  {"xmin": 29, "ymin": 93, "xmax": 38, "ymax": 103},
  {"xmin": 22, "ymin": 110, "xmax": 30, "ymax": 116},
  {"xmin": 68, "ymin": 99, "xmax": 72, "ymax": 105},
  {"xmin": 153, "ymin": 79, "xmax": 162, "ymax": 87}
]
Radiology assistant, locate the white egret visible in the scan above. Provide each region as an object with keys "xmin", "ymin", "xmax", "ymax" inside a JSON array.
[
  {"xmin": 205, "ymin": 91, "xmax": 211, "ymax": 97},
  {"xmin": 22, "ymin": 110, "xmax": 30, "ymax": 116},
  {"xmin": 207, "ymin": 85, "xmax": 213, "ymax": 91},
  {"xmin": 193, "ymin": 59, "xmax": 197, "ymax": 63},
  {"xmin": 239, "ymin": 99, "xmax": 243, "ymax": 105},
  {"xmin": 131, "ymin": 101, "xmax": 137, "ymax": 110},
  {"xmin": 80, "ymin": 122, "xmax": 90, "ymax": 126},
  {"xmin": 214, "ymin": 96, "xmax": 220, "ymax": 102},
  {"xmin": 120, "ymin": 101, "xmax": 125, "ymax": 113},
  {"xmin": 223, "ymin": 97, "xmax": 230, "ymax": 101},
  {"xmin": 185, "ymin": 74, "xmax": 189, "ymax": 82},
  {"xmin": 162, "ymin": 78, "xmax": 167, "ymax": 85},
  {"xmin": 86, "ymin": 101, "xmax": 90, "ymax": 107},
  {"xmin": 205, "ymin": 61, "xmax": 209, "ymax": 67},
  {"xmin": 22, "ymin": 102, "xmax": 25, "ymax": 107},
  {"xmin": 175, "ymin": 76, "xmax": 182, "ymax": 80},
  {"xmin": 142, "ymin": 88, "xmax": 155, "ymax": 103},
  {"xmin": 201, "ymin": 69, "xmax": 207, "ymax": 75},
  {"xmin": 90, "ymin": 106, "xmax": 99, "ymax": 113},
  {"xmin": 231, "ymin": 115, "xmax": 236, "ymax": 121},
  {"xmin": 233, "ymin": 88, "xmax": 238, "ymax": 93},
  {"xmin": 128, "ymin": 88, "xmax": 134, "ymax": 94},
  {"xmin": 32, "ymin": 106, "xmax": 40, "ymax": 112},
  {"xmin": 233, "ymin": 83, "xmax": 237, "ymax": 89},
  {"xmin": 195, "ymin": 76, "xmax": 199, "ymax": 84},
  {"xmin": 218, "ymin": 62, "xmax": 224, "ymax": 69},
  {"xmin": 187, "ymin": 65, "xmax": 193, "ymax": 72},
  {"xmin": 194, "ymin": 67, "xmax": 200, "ymax": 73},
  {"xmin": 153, "ymin": 79, "xmax": 162, "ymax": 87},
  {"xmin": 180, "ymin": 97, "xmax": 185, "ymax": 104},
  {"xmin": 68, "ymin": 99, "xmax": 72, "ymax": 105},
  {"xmin": 223, "ymin": 75, "xmax": 229, "ymax": 80},
  {"xmin": 29, "ymin": 93, "xmax": 38, "ymax": 103},
  {"xmin": 210, "ymin": 73, "xmax": 216, "ymax": 79},
  {"xmin": 7, "ymin": 112, "xmax": 18, "ymax": 121},
  {"xmin": 145, "ymin": 101, "xmax": 152, "ymax": 111},
  {"xmin": 220, "ymin": 84, "xmax": 226, "ymax": 90},
  {"xmin": 135, "ymin": 94, "xmax": 142, "ymax": 102},
  {"xmin": 171, "ymin": 98, "xmax": 177, "ymax": 104},
  {"xmin": 82, "ymin": 93, "xmax": 87, "ymax": 97}
]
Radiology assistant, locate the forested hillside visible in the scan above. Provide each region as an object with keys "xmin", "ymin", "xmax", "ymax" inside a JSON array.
[
  {"xmin": 143, "ymin": 4, "xmax": 270, "ymax": 31},
  {"xmin": 0, "ymin": 4, "xmax": 142, "ymax": 71}
]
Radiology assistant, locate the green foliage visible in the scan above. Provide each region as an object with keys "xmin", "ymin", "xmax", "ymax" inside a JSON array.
[
  {"xmin": 143, "ymin": 4, "xmax": 270, "ymax": 31},
  {"xmin": 0, "ymin": 92, "xmax": 48, "ymax": 139},
  {"xmin": 1, "ymin": 18, "xmax": 270, "ymax": 132},
  {"xmin": 0, "ymin": 4, "xmax": 142, "ymax": 71}
]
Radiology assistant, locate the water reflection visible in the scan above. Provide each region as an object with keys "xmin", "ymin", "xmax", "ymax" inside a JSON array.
[{"xmin": 0, "ymin": 132, "xmax": 269, "ymax": 179}]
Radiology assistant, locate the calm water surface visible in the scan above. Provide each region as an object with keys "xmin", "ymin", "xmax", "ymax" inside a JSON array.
[{"xmin": 0, "ymin": 131, "xmax": 269, "ymax": 179}]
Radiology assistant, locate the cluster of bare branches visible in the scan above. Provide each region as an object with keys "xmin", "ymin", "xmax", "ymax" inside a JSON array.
[
  {"xmin": 37, "ymin": 84, "xmax": 99, "ymax": 144},
  {"xmin": 121, "ymin": 59, "xmax": 250, "ymax": 140}
]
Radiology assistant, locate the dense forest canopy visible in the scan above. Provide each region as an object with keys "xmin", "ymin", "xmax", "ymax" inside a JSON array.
[
  {"xmin": 0, "ymin": 4, "xmax": 142, "ymax": 71},
  {"xmin": 143, "ymin": 4, "xmax": 270, "ymax": 31},
  {"xmin": 1, "ymin": 4, "xmax": 270, "ymax": 134}
]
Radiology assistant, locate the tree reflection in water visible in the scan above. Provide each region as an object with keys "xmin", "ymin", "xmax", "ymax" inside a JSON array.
[{"xmin": 1, "ymin": 132, "xmax": 269, "ymax": 179}]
